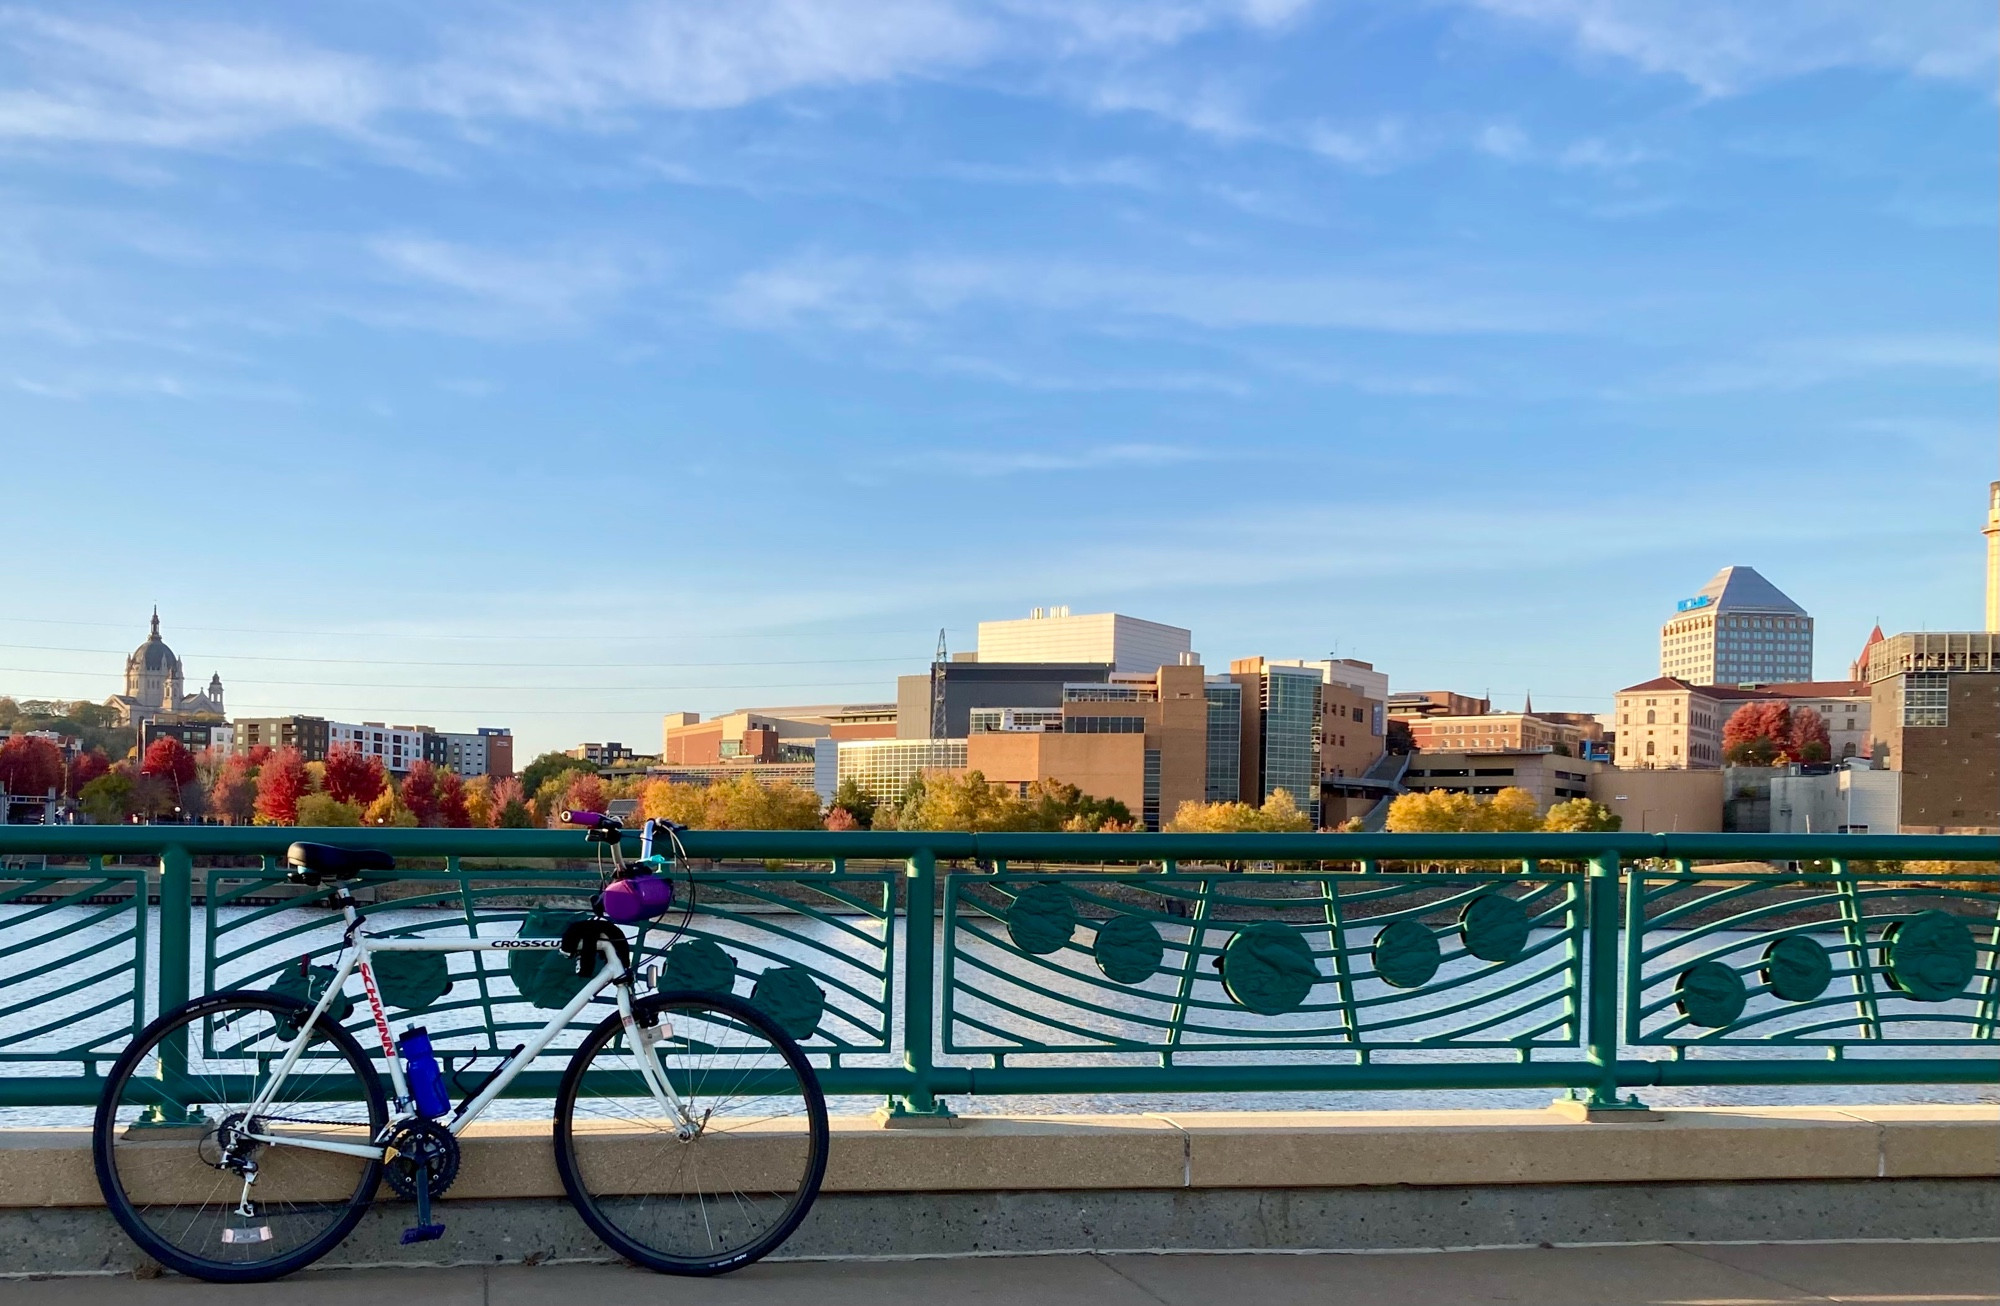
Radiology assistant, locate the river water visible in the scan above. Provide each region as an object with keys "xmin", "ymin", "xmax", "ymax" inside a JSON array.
[{"xmin": 3, "ymin": 902, "xmax": 1993, "ymax": 1127}]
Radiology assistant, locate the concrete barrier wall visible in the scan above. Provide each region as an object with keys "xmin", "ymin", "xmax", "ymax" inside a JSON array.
[{"xmin": 6, "ymin": 1107, "xmax": 1995, "ymax": 1275}]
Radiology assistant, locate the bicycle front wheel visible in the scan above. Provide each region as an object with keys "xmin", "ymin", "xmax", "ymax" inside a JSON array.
[
  {"xmin": 93, "ymin": 991, "xmax": 388, "ymax": 1282},
  {"xmin": 553, "ymin": 990, "xmax": 828, "ymax": 1275}
]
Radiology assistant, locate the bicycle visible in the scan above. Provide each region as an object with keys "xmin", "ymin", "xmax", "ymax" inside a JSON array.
[{"xmin": 91, "ymin": 812, "xmax": 829, "ymax": 1282}]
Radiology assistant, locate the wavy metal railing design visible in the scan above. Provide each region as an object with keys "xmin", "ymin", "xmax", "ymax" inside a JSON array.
[{"xmin": 0, "ymin": 827, "xmax": 1994, "ymax": 1112}]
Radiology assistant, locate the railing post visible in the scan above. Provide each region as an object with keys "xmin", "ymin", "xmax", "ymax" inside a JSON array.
[
  {"xmin": 141, "ymin": 844, "xmax": 201, "ymax": 1125},
  {"xmin": 1571, "ymin": 850, "xmax": 1649, "ymax": 1116},
  {"xmin": 886, "ymin": 847, "xmax": 953, "ymax": 1122}
]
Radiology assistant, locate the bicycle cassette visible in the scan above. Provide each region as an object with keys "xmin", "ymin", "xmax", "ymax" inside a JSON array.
[{"xmin": 383, "ymin": 1119, "xmax": 461, "ymax": 1200}]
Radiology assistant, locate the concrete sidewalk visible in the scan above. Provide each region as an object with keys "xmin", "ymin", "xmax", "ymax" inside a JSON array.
[{"xmin": 7, "ymin": 1243, "xmax": 1997, "ymax": 1305}]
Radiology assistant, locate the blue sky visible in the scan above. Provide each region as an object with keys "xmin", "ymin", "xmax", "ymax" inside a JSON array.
[{"xmin": 2, "ymin": 0, "xmax": 1994, "ymax": 758}]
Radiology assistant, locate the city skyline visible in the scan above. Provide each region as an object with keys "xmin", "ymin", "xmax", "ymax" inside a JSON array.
[{"xmin": 3, "ymin": 3, "xmax": 1995, "ymax": 756}]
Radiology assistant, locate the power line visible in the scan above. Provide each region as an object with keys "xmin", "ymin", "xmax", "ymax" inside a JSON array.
[
  {"xmin": 0, "ymin": 615, "xmax": 956, "ymax": 643},
  {"xmin": 0, "ymin": 642, "xmax": 923, "ymax": 670}
]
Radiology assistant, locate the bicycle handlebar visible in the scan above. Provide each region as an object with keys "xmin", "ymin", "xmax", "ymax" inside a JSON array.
[{"xmin": 560, "ymin": 809, "xmax": 608, "ymax": 828}]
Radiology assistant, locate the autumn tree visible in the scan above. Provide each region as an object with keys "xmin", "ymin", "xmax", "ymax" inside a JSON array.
[
  {"xmin": 400, "ymin": 760, "xmax": 443, "ymax": 826},
  {"xmin": 1543, "ymin": 797, "xmax": 1621, "ymax": 833},
  {"xmin": 824, "ymin": 805, "xmax": 861, "ymax": 831},
  {"xmin": 363, "ymin": 788, "xmax": 419, "ymax": 827},
  {"xmin": 462, "ymin": 775, "xmax": 496, "ymax": 828},
  {"xmin": 1474, "ymin": 787, "xmax": 1542, "ymax": 833},
  {"xmin": 254, "ymin": 748, "xmax": 311, "ymax": 825},
  {"xmin": 436, "ymin": 769, "xmax": 470, "ymax": 828},
  {"xmin": 140, "ymin": 737, "xmax": 197, "ymax": 789},
  {"xmin": 1163, "ymin": 788, "xmax": 1313, "ymax": 834},
  {"xmin": 554, "ymin": 770, "xmax": 608, "ymax": 825},
  {"xmin": 1384, "ymin": 789, "xmax": 1480, "ymax": 833},
  {"xmin": 1023, "ymin": 778, "xmax": 1135, "ymax": 832},
  {"xmin": 1788, "ymin": 708, "xmax": 1831, "ymax": 765},
  {"xmin": 0, "ymin": 735, "xmax": 64, "ymax": 797},
  {"xmin": 830, "ymin": 778, "xmax": 877, "ymax": 828},
  {"xmin": 322, "ymin": 745, "xmax": 387, "ymax": 806},
  {"xmin": 67, "ymin": 749, "xmax": 110, "ymax": 797},
  {"xmin": 1723, "ymin": 702, "xmax": 1793, "ymax": 767},
  {"xmin": 296, "ymin": 794, "xmax": 363, "ymax": 827},
  {"xmin": 209, "ymin": 751, "xmax": 259, "ymax": 825},
  {"xmin": 519, "ymin": 751, "xmax": 595, "ymax": 801}
]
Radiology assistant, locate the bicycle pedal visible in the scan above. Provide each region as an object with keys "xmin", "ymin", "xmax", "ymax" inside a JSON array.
[{"xmin": 400, "ymin": 1224, "xmax": 446, "ymax": 1244}]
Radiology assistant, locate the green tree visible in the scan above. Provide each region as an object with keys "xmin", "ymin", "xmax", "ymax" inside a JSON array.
[
  {"xmin": 830, "ymin": 778, "xmax": 878, "ymax": 828},
  {"xmin": 519, "ymin": 751, "xmax": 596, "ymax": 802},
  {"xmin": 79, "ymin": 769, "xmax": 135, "ymax": 824}
]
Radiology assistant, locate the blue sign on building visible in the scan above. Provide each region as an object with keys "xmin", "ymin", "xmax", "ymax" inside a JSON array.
[{"xmin": 1675, "ymin": 595, "xmax": 1713, "ymax": 612}]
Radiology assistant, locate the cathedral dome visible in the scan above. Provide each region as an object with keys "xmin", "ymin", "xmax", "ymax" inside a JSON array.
[{"xmin": 131, "ymin": 610, "xmax": 178, "ymax": 672}]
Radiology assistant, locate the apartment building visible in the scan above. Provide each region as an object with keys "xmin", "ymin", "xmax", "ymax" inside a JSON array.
[
  {"xmin": 327, "ymin": 721, "xmax": 429, "ymax": 774},
  {"xmin": 234, "ymin": 715, "xmax": 331, "ymax": 762},
  {"xmin": 428, "ymin": 727, "xmax": 513, "ymax": 778}
]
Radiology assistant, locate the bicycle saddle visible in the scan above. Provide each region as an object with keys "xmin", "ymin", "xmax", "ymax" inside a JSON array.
[{"xmin": 286, "ymin": 842, "xmax": 395, "ymax": 884}]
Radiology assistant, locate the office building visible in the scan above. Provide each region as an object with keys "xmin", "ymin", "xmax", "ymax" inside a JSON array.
[
  {"xmin": 663, "ymin": 706, "xmax": 874, "ymax": 765},
  {"xmin": 235, "ymin": 715, "xmax": 331, "ymax": 761},
  {"xmin": 896, "ymin": 661, "xmax": 1112, "ymax": 739},
  {"xmin": 965, "ymin": 662, "xmax": 1209, "ymax": 829},
  {"xmin": 1659, "ymin": 565, "xmax": 1814, "ymax": 685},
  {"xmin": 1863, "ymin": 631, "xmax": 1999, "ymax": 833},
  {"xmin": 1389, "ymin": 690, "xmax": 1490, "ymax": 720},
  {"xmin": 1403, "ymin": 752, "xmax": 1602, "ymax": 810},
  {"xmin": 1229, "ymin": 658, "xmax": 1323, "ymax": 822},
  {"xmin": 974, "ymin": 608, "xmax": 1192, "ymax": 674},
  {"xmin": 1203, "ymin": 678, "xmax": 1244, "ymax": 802},
  {"xmin": 1612, "ymin": 678, "xmax": 1872, "ymax": 770},
  {"xmin": 832, "ymin": 738, "xmax": 969, "ymax": 806}
]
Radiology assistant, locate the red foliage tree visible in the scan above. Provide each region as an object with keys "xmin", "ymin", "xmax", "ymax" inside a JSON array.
[
  {"xmin": 209, "ymin": 752, "xmax": 258, "ymax": 825},
  {"xmin": 67, "ymin": 750, "xmax": 110, "ymax": 797},
  {"xmin": 1722, "ymin": 701, "xmax": 1793, "ymax": 765},
  {"xmin": 400, "ymin": 760, "xmax": 443, "ymax": 826},
  {"xmin": 244, "ymin": 744, "xmax": 274, "ymax": 769},
  {"xmin": 1788, "ymin": 707, "xmax": 1831, "ymax": 764},
  {"xmin": 254, "ymin": 747, "xmax": 310, "ymax": 825},
  {"xmin": 323, "ymin": 744, "xmax": 387, "ymax": 806},
  {"xmin": 436, "ymin": 769, "xmax": 470, "ymax": 828},
  {"xmin": 140, "ymin": 737, "xmax": 198, "ymax": 789},
  {"xmin": 0, "ymin": 736, "xmax": 65, "ymax": 797}
]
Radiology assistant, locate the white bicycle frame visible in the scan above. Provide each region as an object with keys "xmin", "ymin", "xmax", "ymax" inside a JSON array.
[{"xmin": 234, "ymin": 902, "xmax": 690, "ymax": 1166}]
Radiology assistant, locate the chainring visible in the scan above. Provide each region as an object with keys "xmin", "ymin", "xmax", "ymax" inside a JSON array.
[{"xmin": 383, "ymin": 1119, "xmax": 461, "ymax": 1200}]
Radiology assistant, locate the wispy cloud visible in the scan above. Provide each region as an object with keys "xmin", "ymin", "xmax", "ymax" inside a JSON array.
[
  {"xmin": 1631, "ymin": 333, "xmax": 1999, "ymax": 396},
  {"xmin": 914, "ymin": 441, "xmax": 1219, "ymax": 476},
  {"xmin": 363, "ymin": 235, "xmax": 655, "ymax": 327},
  {"xmin": 721, "ymin": 252, "xmax": 1563, "ymax": 336},
  {"xmin": 1462, "ymin": 0, "xmax": 1997, "ymax": 96}
]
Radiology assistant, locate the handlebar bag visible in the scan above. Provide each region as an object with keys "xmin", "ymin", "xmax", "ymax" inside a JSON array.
[{"xmin": 601, "ymin": 872, "xmax": 674, "ymax": 924}]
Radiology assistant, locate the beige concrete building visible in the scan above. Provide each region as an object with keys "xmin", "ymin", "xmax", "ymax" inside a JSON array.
[
  {"xmin": 1612, "ymin": 678, "xmax": 1868, "ymax": 770},
  {"xmin": 1402, "ymin": 751, "xmax": 1601, "ymax": 811},
  {"xmin": 975, "ymin": 608, "xmax": 1192, "ymax": 673},
  {"xmin": 1987, "ymin": 480, "xmax": 2000, "ymax": 633},
  {"xmin": 1588, "ymin": 768, "xmax": 1725, "ymax": 832},
  {"xmin": 1864, "ymin": 631, "xmax": 2000, "ymax": 833}
]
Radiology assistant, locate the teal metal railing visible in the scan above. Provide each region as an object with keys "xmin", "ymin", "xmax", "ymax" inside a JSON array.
[{"xmin": 0, "ymin": 827, "xmax": 1994, "ymax": 1114}]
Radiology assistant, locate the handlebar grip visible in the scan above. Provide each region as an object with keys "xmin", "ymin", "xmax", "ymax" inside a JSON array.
[{"xmin": 560, "ymin": 809, "xmax": 606, "ymax": 828}]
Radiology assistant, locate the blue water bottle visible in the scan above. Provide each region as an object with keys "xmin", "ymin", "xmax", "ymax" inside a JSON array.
[{"xmin": 398, "ymin": 1026, "xmax": 451, "ymax": 1118}]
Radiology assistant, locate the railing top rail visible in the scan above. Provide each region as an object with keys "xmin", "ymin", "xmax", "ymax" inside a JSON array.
[{"xmin": 0, "ymin": 826, "xmax": 1992, "ymax": 863}]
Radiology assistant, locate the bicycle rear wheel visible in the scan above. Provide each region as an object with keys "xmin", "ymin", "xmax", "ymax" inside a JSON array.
[
  {"xmin": 553, "ymin": 990, "xmax": 828, "ymax": 1275},
  {"xmin": 93, "ymin": 991, "xmax": 387, "ymax": 1282}
]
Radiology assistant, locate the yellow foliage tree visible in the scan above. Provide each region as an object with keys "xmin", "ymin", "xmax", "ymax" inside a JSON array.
[
  {"xmin": 1164, "ymin": 788, "xmax": 1313, "ymax": 833},
  {"xmin": 639, "ymin": 775, "xmax": 823, "ymax": 830},
  {"xmin": 461, "ymin": 775, "xmax": 496, "ymax": 829},
  {"xmin": 1475, "ymin": 787, "xmax": 1542, "ymax": 832},
  {"xmin": 1383, "ymin": 789, "xmax": 1481, "ymax": 833},
  {"xmin": 898, "ymin": 769, "xmax": 1037, "ymax": 832},
  {"xmin": 1542, "ymin": 797, "xmax": 1620, "ymax": 832},
  {"xmin": 295, "ymin": 793, "xmax": 361, "ymax": 827},
  {"xmin": 362, "ymin": 788, "xmax": 418, "ymax": 828}
]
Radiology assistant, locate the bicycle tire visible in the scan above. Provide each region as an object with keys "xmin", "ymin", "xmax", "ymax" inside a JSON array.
[
  {"xmin": 93, "ymin": 990, "xmax": 388, "ymax": 1282},
  {"xmin": 552, "ymin": 989, "xmax": 828, "ymax": 1275}
]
